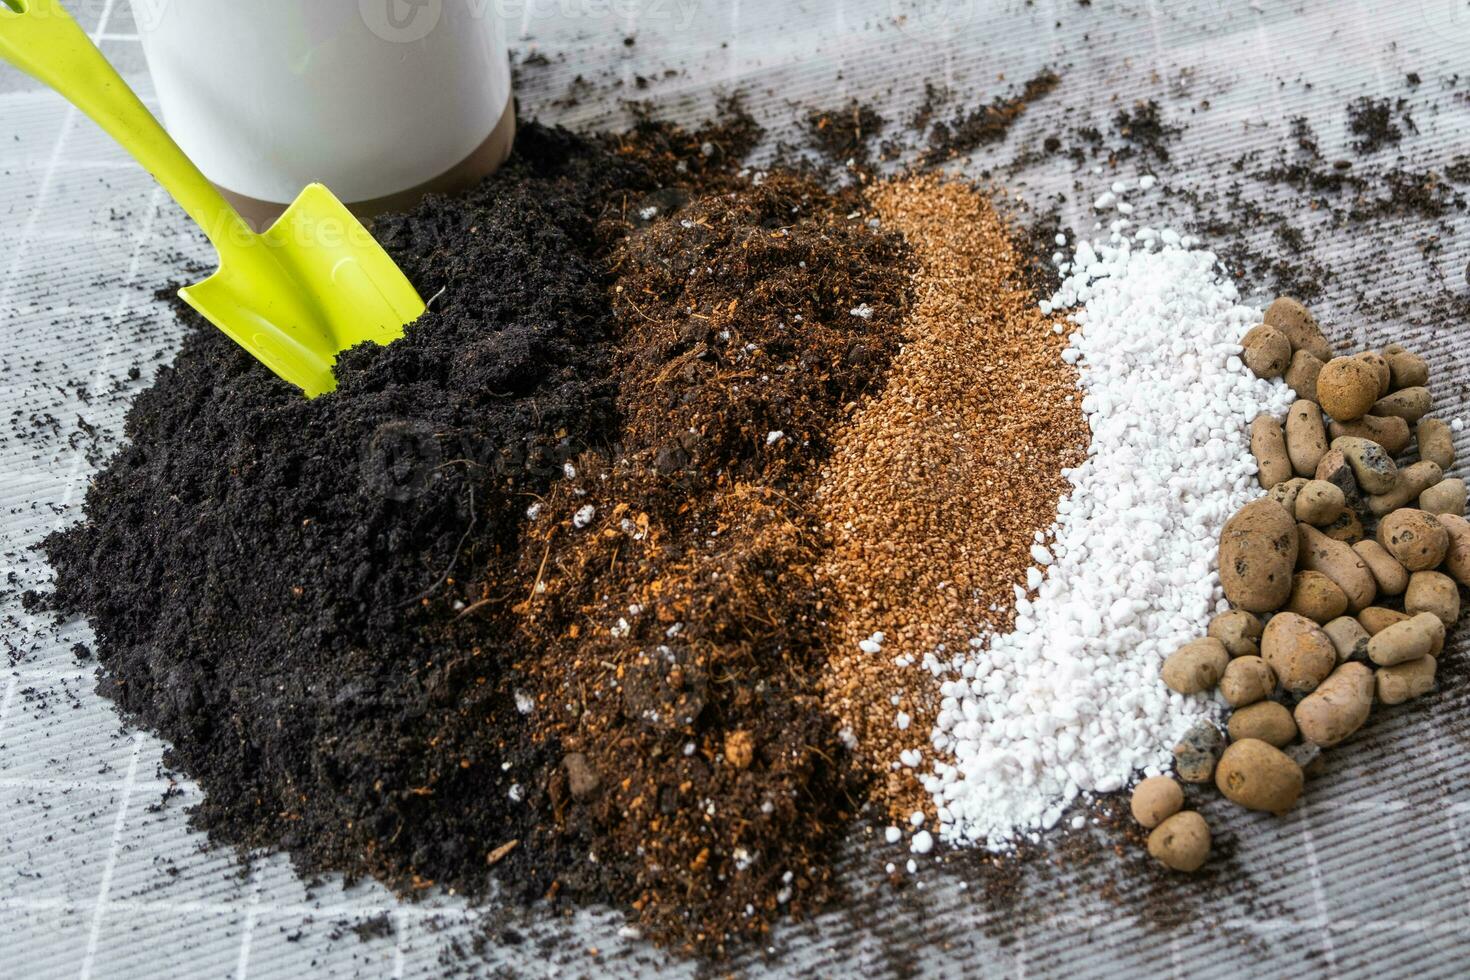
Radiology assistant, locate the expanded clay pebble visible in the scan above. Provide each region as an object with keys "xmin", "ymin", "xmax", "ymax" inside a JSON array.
[
  {"xmin": 1315, "ymin": 448, "xmax": 1363, "ymax": 511},
  {"xmin": 1172, "ymin": 721, "xmax": 1225, "ymax": 783},
  {"xmin": 1329, "ymin": 414, "xmax": 1412, "ymax": 456},
  {"xmin": 1332, "ymin": 436, "xmax": 1397, "ymax": 495},
  {"xmin": 1417, "ymin": 418, "xmax": 1456, "ymax": 470},
  {"xmin": 1218, "ymin": 656, "xmax": 1276, "ymax": 707},
  {"xmin": 1208, "ymin": 609, "xmax": 1263, "ymax": 657},
  {"xmin": 1267, "ymin": 477, "xmax": 1308, "ymax": 514},
  {"xmin": 1324, "ymin": 615, "xmax": 1372, "ymax": 664},
  {"xmin": 1373, "ymin": 387, "xmax": 1432, "ymax": 425},
  {"xmin": 1263, "ymin": 296, "xmax": 1333, "ymax": 363},
  {"xmin": 1227, "ymin": 701, "xmax": 1297, "ymax": 747},
  {"xmin": 923, "ymin": 192, "xmax": 1293, "ymax": 847},
  {"xmin": 1294, "ymin": 663, "xmax": 1374, "ymax": 747},
  {"xmin": 1284, "ymin": 351, "xmax": 1323, "ymax": 403},
  {"xmin": 1384, "ymin": 344, "xmax": 1429, "ymax": 389},
  {"xmin": 1250, "ymin": 415, "xmax": 1294, "ymax": 490},
  {"xmin": 819, "ymin": 176, "xmax": 1087, "ymax": 816},
  {"xmin": 1351, "ymin": 540, "xmax": 1409, "ymax": 596},
  {"xmin": 1294, "ymin": 480, "xmax": 1345, "ymax": 526},
  {"xmin": 1420, "ymin": 478, "xmax": 1467, "ymax": 517},
  {"xmin": 1220, "ymin": 499, "xmax": 1299, "ymax": 613},
  {"xmin": 1367, "ymin": 612, "xmax": 1445, "ymax": 666},
  {"xmin": 1404, "ymin": 570, "xmax": 1460, "ymax": 626},
  {"xmin": 1297, "ymin": 523, "xmax": 1377, "ymax": 612},
  {"xmin": 1317, "ymin": 357, "xmax": 1380, "ymax": 422},
  {"xmin": 1377, "ymin": 509, "xmax": 1449, "ymax": 570},
  {"xmin": 1161, "ymin": 638, "xmax": 1229, "ymax": 694},
  {"xmin": 1441, "ymin": 514, "xmax": 1470, "ymax": 585},
  {"xmin": 1129, "ymin": 776, "xmax": 1184, "ymax": 829},
  {"xmin": 1286, "ymin": 571, "xmax": 1349, "ymax": 624},
  {"xmin": 1367, "ymin": 460, "xmax": 1444, "ymax": 517},
  {"xmin": 1261, "ymin": 611, "xmax": 1336, "ymax": 692},
  {"xmin": 1377, "ymin": 656, "xmax": 1437, "ymax": 705},
  {"xmin": 1241, "ymin": 324, "xmax": 1291, "ymax": 379},
  {"xmin": 1356, "ymin": 351, "xmax": 1391, "ymax": 398},
  {"xmin": 1359, "ymin": 606, "xmax": 1412, "ymax": 636},
  {"xmin": 1147, "ymin": 811, "xmax": 1212, "ymax": 873},
  {"xmin": 1215, "ymin": 739, "xmax": 1304, "ymax": 814},
  {"xmin": 1284, "ymin": 400, "xmax": 1329, "ymax": 477}
]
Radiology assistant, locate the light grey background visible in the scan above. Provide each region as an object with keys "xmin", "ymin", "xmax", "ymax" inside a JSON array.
[{"xmin": 4, "ymin": 0, "xmax": 1470, "ymax": 977}]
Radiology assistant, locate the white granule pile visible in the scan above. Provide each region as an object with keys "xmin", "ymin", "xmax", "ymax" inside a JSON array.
[{"xmin": 921, "ymin": 181, "xmax": 1296, "ymax": 849}]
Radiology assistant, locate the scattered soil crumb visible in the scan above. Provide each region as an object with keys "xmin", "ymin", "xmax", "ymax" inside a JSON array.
[
  {"xmin": 1347, "ymin": 96, "xmax": 1410, "ymax": 153},
  {"xmin": 922, "ymin": 70, "xmax": 1061, "ymax": 164},
  {"xmin": 807, "ymin": 101, "xmax": 887, "ymax": 167}
]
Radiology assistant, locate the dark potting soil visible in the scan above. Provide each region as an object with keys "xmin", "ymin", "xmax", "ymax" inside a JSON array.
[
  {"xmin": 39, "ymin": 106, "xmax": 917, "ymax": 954},
  {"xmin": 42, "ymin": 121, "xmax": 654, "ymax": 903}
]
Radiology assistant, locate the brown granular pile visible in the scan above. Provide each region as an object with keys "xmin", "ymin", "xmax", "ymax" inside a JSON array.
[
  {"xmin": 817, "ymin": 175, "xmax": 1089, "ymax": 815},
  {"xmin": 509, "ymin": 173, "xmax": 914, "ymax": 953}
]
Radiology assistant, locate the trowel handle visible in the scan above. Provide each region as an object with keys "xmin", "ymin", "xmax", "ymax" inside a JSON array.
[{"xmin": 0, "ymin": 0, "xmax": 254, "ymax": 250}]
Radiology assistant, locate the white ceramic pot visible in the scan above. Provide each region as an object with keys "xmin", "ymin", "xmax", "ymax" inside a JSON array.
[{"xmin": 132, "ymin": 0, "xmax": 515, "ymax": 223}]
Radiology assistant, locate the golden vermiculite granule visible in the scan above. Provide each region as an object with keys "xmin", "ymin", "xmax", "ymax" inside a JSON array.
[{"xmin": 817, "ymin": 175, "xmax": 1089, "ymax": 816}]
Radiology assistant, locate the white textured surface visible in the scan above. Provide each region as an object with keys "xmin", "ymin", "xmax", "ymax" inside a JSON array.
[{"xmin": 3, "ymin": 1, "xmax": 1470, "ymax": 977}]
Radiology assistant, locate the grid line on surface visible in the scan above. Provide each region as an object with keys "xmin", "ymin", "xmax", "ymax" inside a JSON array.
[
  {"xmin": 391, "ymin": 910, "xmax": 408, "ymax": 980},
  {"xmin": 0, "ymin": 0, "xmax": 116, "ymax": 310},
  {"xmin": 78, "ymin": 738, "xmax": 140, "ymax": 980},
  {"xmin": 0, "ymin": 675, "xmax": 19, "ymax": 739},
  {"xmin": 8, "ymin": 886, "xmax": 1470, "ymax": 940},
  {"xmin": 233, "ymin": 863, "xmax": 263, "ymax": 980},
  {"xmin": 1, "ymin": 893, "xmax": 482, "ymax": 923},
  {"xmin": 43, "ymin": 181, "xmax": 165, "ymax": 534}
]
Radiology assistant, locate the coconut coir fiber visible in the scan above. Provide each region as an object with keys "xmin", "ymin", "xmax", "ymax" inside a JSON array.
[
  {"xmin": 818, "ymin": 176, "xmax": 1088, "ymax": 819},
  {"xmin": 41, "ymin": 116, "xmax": 918, "ymax": 952}
]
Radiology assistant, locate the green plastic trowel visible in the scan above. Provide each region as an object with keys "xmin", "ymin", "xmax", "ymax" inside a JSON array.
[{"xmin": 0, "ymin": 0, "xmax": 426, "ymax": 397}]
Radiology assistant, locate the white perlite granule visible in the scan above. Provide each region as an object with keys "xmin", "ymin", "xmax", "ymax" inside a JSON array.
[{"xmin": 921, "ymin": 190, "xmax": 1296, "ymax": 849}]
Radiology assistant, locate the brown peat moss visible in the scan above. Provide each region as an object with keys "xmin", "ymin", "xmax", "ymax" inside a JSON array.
[{"xmin": 508, "ymin": 173, "xmax": 915, "ymax": 951}]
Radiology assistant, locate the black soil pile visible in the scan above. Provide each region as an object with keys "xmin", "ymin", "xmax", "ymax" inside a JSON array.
[
  {"xmin": 42, "ymin": 122, "xmax": 649, "ymax": 899},
  {"xmin": 39, "ymin": 110, "xmax": 915, "ymax": 954},
  {"xmin": 509, "ymin": 174, "xmax": 914, "ymax": 952}
]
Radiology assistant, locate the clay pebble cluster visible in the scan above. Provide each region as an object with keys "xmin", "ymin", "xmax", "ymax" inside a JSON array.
[{"xmin": 1140, "ymin": 297, "xmax": 1465, "ymax": 873}]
